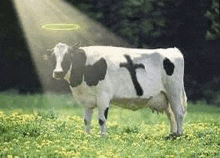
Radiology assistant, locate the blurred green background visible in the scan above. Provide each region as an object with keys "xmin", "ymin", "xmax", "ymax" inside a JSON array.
[{"xmin": 0, "ymin": 0, "xmax": 220, "ymax": 105}]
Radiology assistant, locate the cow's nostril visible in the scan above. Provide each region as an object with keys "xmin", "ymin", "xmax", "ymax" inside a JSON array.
[{"xmin": 53, "ymin": 71, "xmax": 64, "ymax": 79}]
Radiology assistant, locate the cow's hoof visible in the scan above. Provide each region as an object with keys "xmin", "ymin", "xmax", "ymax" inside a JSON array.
[
  {"xmin": 165, "ymin": 133, "xmax": 178, "ymax": 140},
  {"xmin": 165, "ymin": 133, "xmax": 187, "ymax": 140},
  {"xmin": 101, "ymin": 133, "xmax": 107, "ymax": 138},
  {"xmin": 85, "ymin": 130, "xmax": 91, "ymax": 134}
]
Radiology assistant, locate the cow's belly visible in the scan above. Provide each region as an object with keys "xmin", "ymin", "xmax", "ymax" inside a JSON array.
[{"xmin": 111, "ymin": 92, "xmax": 169, "ymax": 111}]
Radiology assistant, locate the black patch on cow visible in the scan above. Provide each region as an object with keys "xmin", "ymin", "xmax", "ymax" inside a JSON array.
[
  {"xmin": 99, "ymin": 119, "xmax": 104, "ymax": 126},
  {"xmin": 61, "ymin": 53, "xmax": 72, "ymax": 75},
  {"xmin": 104, "ymin": 107, "xmax": 109, "ymax": 120},
  {"xmin": 84, "ymin": 58, "xmax": 107, "ymax": 86},
  {"xmin": 69, "ymin": 49, "xmax": 107, "ymax": 87},
  {"xmin": 120, "ymin": 55, "xmax": 145, "ymax": 96},
  {"xmin": 163, "ymin": 58, "xmax": 175, "ymax": 76},
  {"xmin": 69, "ymin": 49, "xmax": 87, "ymax": 87}
]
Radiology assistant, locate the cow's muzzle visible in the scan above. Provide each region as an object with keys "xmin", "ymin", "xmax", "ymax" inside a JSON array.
[{"xmin": 53, "ymin": 71, "xmax": 65, "ymax": 79}]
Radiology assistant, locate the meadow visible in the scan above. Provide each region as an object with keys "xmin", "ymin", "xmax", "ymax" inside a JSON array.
[{"xmin": 0, "ymin": 91, "xmax": 220, "ymax": 158}]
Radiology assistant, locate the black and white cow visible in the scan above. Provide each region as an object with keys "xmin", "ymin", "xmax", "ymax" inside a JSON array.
[{"xmin": 49, "ymin": 41, "xmax": 187, "ymax": 136}]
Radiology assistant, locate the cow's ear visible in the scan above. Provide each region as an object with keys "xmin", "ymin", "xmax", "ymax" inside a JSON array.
[{"xmin": 71, "ymin": 40, "xmax": 81, "ymax": 49}]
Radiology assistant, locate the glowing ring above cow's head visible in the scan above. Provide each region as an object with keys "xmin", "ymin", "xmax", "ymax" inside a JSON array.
[{"xmin": 41, "ymin": 24, "xmax": 80, "ymax": 31}]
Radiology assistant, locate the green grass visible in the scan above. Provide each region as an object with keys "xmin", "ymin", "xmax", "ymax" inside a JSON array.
[{"xmin": 0, "ymin": 92, "xmax": 220, "ymax": 157}]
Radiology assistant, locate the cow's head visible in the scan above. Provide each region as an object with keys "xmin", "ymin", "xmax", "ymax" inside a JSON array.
[
  {"xmin": 49, "ymin": 41, "xmax": 80, "ymax": 80},
  {"xmin": 49, "ymin": 41, "xmax": 107, "ymax": 88}
]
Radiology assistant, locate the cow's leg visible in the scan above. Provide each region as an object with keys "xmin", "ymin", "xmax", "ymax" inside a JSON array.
[
  {"xmin": 165, "ymin": 105, "xmax": 177, "ymax": 134},
  {"xmin": 168, "ymin": 94, "xmax": 185, "ymax": 136},
  {"xmin": 98, "ymin": 106, "xmax": 109, "ymax": 135},
  {"xmin": 84, "ymin": 107, "xmax": 94, "ymax": 134},
  {"xmin": 97, "ymin": 93, "xmax": 110, "ymax": 135}
]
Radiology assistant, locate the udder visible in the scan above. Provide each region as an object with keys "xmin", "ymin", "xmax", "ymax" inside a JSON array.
[{"xmin": 147, "ymin": 92, "xmax": 169, "ymax": 113}]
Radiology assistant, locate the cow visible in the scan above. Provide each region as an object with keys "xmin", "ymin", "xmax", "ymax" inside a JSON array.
[{"xmin": 49, "ymin": 41, "xmax": 187, "ymax": 136}]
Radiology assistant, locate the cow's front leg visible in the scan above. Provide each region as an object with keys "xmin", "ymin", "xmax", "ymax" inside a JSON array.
[
  {"xmin": 99, "ymin": 107, "xmax": 109, "ymax": 135},
  {"xmin": 84, "ymin": 107, "xmax": 94, "ymax": 134},
  {"xmin": 98, "ymin": 106, "xmax": 109, "ymax": 135},
  {"xmin": 97, "ymin": 94, "xmax": 110, "ymax": 135}
]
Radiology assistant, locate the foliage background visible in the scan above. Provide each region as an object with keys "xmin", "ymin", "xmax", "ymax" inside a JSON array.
[{"xmin": 65, "ymin": 0, "xmax": 220, "ymax": 105}]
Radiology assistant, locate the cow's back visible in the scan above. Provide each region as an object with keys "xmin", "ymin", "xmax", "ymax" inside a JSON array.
[{"xmin": 79, "ymin": 46, "xmax": 183, "ymax": 99}]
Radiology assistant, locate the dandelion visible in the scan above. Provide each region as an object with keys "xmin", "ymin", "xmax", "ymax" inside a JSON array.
[
  {"xmin": 132, "ymin": 142, "xmax": 139, "ymax": 147},
  {"xmin": 55, "ymin": 140, "xmax": 61, "ymax": 143},
  {"xmin": 82, "ymin": 140, "xmax": 88, "ymax": 145},
  {"xmin": 180, "ymin": 147, "xmax": 184, "ymax": 153},
  {"xmin": 75, "ymin": 152, "xmax": 81, "ymax": 158},
  {"xmin": 36, "ymin": 144, "xmax": 41, "ymax": 149},
  {"xmin": 80, "ymin": 146, "xmax": 87, "ymax": 151},
  {"xmin": 0, "ymin": 111, "xmax": 4, "ymax": 115},
  {"xmin": 4, "ymin": 148, "xmax": 8, "ymax": 152},
  {"xmin": 61, "ymin": 147, "xmax": 66, "ymax": 152},
  {"xmin": 98, "ymin": 155, "xmax": 107, "ymax": 158}
]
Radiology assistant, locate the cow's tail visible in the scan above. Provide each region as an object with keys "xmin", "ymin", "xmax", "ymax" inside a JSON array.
[{"xmin": 182, "ymin": 87, "xmax": 187, "ymax": 117}]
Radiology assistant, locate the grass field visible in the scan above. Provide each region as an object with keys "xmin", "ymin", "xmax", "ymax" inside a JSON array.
[{"xmin": 0, "ymin": 92, "xmax": 220, "ymax": 158}]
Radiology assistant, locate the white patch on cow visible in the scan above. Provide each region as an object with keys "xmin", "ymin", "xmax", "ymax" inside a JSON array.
[{"xmin": 53, "ymin": 43, "xmax": 69, "ymax": 73}]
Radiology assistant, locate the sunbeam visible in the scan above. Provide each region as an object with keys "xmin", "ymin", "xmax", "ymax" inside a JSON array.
[
  {"xmin": 12, "ymin": 0, "xmax": 129, "ymax": 94},
  {"xmin": 0, "ymin": 0, "xmax": 42, "ymax": 94}
]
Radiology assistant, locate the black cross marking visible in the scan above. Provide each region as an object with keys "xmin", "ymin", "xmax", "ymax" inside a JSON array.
[{"xmin": 120, "ymin": 55, "xmax": 145, "ymax": 96}]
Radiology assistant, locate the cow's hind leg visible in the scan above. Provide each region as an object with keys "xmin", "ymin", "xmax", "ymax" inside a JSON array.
[
  {"xmin": 84, "ymin": 107, "xmax": 94, "ymax": 134},
  {"xmin": 168, "ymin": 95, "xmax": 185, "ymax": 136},
  {"xmin": 165, "ymin": 105, "xmax": 177, "ymax": 134}
]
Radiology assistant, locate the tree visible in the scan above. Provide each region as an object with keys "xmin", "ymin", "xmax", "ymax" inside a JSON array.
[
  {"xmin": 120, "ymin": 0, "xmax": 163, "ymax": 47},
  {"xmin": 205, "ymin": 0, "xmax": 220, "ymax": 40}
]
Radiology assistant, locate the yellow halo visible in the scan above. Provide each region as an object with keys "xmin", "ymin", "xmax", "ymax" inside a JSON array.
[{"xmin": 41, "ymin": 24, "xmax": 80, "ymax": 31}]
